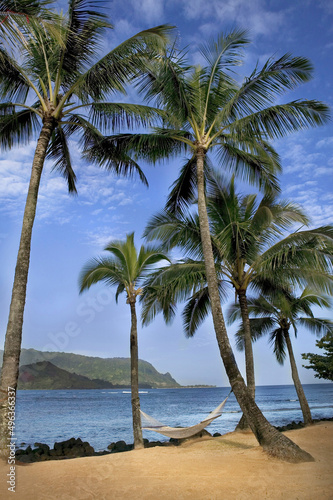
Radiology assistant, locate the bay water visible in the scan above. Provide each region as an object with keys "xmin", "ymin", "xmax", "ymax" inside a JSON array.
[{"xmin": 15, "ymin": 384, "xmax": 333, "ymax": 451}]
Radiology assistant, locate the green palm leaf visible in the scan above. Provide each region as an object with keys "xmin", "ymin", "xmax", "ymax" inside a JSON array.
[
  {"xmin": 47, "ymin": 125, "xmax": 77, "ymax": 193},
  {"xmin": 0, "ymin": 104, "xmax": 40, "ymax": 148}
]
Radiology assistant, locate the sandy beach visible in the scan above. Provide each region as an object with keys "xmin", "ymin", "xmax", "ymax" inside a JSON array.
[{"xmin": 1, "ymin": 421, "xmax": 332, "ymax": 500}]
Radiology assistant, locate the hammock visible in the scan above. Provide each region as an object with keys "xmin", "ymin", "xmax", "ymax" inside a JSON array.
[{"xmin": 140, "ymin": 394, "xmax": 229, "ymax": 440}]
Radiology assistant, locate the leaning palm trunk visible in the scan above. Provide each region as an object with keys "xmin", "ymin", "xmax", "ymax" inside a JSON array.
[
  {"xmin": 129, "ymin": 298, "xmax": 144, "ymax": 449},
  {"xmin": 196, "ymin": 147, "xmax": 313, "ymax": 462},
  {"xmin": 235, "ymin": 290, "xmax": 255, "ymax": 430},
  {"xmin": 284, "ymin": 330, "xmax": 313, "ymax": 425},
  {"xmin": 0, "ymin": 119, "xmax": 55, "ymax": 457}
]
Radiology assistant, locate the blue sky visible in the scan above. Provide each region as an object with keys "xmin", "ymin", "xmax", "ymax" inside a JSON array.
[{"xmin": 0, "ymin": 0, "xmax": 332, "ymax": 386}]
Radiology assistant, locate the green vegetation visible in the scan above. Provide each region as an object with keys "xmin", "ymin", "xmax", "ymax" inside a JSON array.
[
  {"xmin": 18, "ymin": 361, "xmax": 116, "ymax": 390},
  {"xmin": 0, "ymin": 348, "xmax": 180, "ymax": 388},
  {"xmin": 302, "ymin": 334, "xmax": 333, "ymax": 381}
]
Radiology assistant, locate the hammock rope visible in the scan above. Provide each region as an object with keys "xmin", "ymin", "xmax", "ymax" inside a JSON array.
[{"xmin": 140, "ymin": 392, "xmax": 230, "ymax": 439}]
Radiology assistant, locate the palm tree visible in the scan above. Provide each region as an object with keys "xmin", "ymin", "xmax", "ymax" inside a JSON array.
[
  {"xmin": 230, "ymin": 290, "xmax": 333, "ymax": 425},
  {"xmin": 119, "ymin": 30, "xmax": 332, "ymax": 461},
  {"xmin": 79, "ymin": 233, "xmax": 170, "ymax": 449},
  {"xmin": 143, "ymin": 174, "xmax": 333, "ymax": 430},
  {"xmin": 0, "ymin": 0, "xmax": 172, "ymax": 453}
]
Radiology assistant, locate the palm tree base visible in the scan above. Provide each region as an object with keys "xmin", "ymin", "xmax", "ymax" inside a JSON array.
[
  {"xmin": 263, "ymin": 432, "xmax": 314, "ymax": 463},
  {"xmin": 235, "ymin": 413, "xmax": 250, "ymax": 431}
]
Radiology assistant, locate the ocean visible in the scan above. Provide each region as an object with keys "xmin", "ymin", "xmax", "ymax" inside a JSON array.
[{"xmin": 14, "ymin": 384, "xmax": 333, "ymax": 451}]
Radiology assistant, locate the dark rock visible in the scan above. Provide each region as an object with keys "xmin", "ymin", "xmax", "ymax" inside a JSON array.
[
  {"xmin": 54, "ymin": 442, "xmax": 63, "ymax": 451},
  {"xmin": 34, "ymin": 443, "xmax": 50, "ymax": 454},
  {"xmin": 83, "ymin": 442, "xmax": 95, "ymax": 455},
  {"xmin": 16, "ymin": 454, "xmax": 36, "ymax": 463},
  {"xmin": 144, "ymin": 440, "xmax": 164, "ymax": 448},
  {"xmin": 107, "ymin": 442, "xmax": 115, "ymax": 451},
  {"xmin": 113, "ymin": 440, "xmax": 128, "ymax": 452},
  {"xmin": 61, "ymin": 437, "xmax": 77, "ymax": 448},
  {"xmin": 50, "ymin": 447, "xmax": 63, "ymax": 457},
  {"xmin": 15, "ymin": 449, "xmax": 26, "ymax": 456},
  {"xmin": 16, "ymin": 437, "xmax": 96, "ymax": 461},
  {"xmin": 213, "ymin": 432, "xmax": 221, "ymax": 437},
  {"xmin": 94, "ymin": 450, "xmax": 112, "ymax": 456},
  {"xmin": 32, "ymin": 447, "xmax": 46, "ymax": 457}
]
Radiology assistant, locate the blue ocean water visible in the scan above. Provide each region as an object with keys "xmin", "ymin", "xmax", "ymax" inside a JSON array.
[{"xmin": 14, "ymin": 384, "xmax": 333, "ymax": 451}]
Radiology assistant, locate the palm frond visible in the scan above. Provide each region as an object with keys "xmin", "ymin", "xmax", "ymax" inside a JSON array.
[
  {"xmin": 215, "ymin": 140, "xmax": 281, "ymax": 194},
  {"xmin": 137, "ymin": 246, "xmax": 170, "ymax": 278},
  {"xmin": 182, "ymin": 287, "xmax": 211, "ymax": 337},
  {"xmin": 0, "ymin": 104, "xmax": 40, "ymax": 149},
  {"xmin": 47, "ymin": 125, "xmax": 77, "ymax": 193},
  {"xmin": 79, "ymin": 257, "xmax": 124, "ymax": 293},
  {"xmin": 221, "ymin": 53, "xmax": 315, "ymax": 121},
  {"xmin": 0, "ymin": 48, "xmax": 31, "ymax": 101},
  {"xmin": 57, "ymin": 0, "xmax": 111, "ymax": 91},
  {"xmin": 143, "ymin": 209, "xmax": 204, "ymax": 258},
  {"xmin": 234, "ymin": 316, "xmax": 276, "ymax": 350},
  {"xmin": 137, "ymin": 46, "xmax": 194, "ymax": 122},
  {"xmin": 297, "ymin": 317, "xmax": 333, "ymax": 337},
  {"xmin": 270, "ymin": 328, "xmax": 286, "ymax": 364},
  {"xmin": 88, "ymin": 102, "xmax": 165, "ymax": 133},
  {"xmin": 232, "ymin": 100, "xmax": 330, "ymax": 141},
  {"xmin": 82, "ymin": 133, "xmax": 150, "ymax": 186},
  {"xmin": 75, "ymin": 24, "xmax": 174, "ymax": 101},
  {"xmin": 165, "ymin": 156, "xmax": 197, "ymax": 214}
]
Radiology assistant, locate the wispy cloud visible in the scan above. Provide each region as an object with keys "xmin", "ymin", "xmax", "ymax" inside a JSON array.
[
  {"xmin": 316, "ymin": 137, "xmax": 333, "ymax": 148},
  {"xmin": 175, "ymin": 0, "xmax": 286, "ymax": 37}
]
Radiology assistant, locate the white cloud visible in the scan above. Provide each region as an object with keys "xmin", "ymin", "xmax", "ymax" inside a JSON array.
[
  {"xmin": 176, "ymin": 0, "xmax": 286, "ymax": 37},
  {"xmin": 314, "ymin": 167, "xmax": 333, "ymax": 176},
  {"xmin": 136, "ymin": 0, "xmax": 164, "ymax": 23},
  {"xmin": 316, "ymin": 137, "xmax": 333, "ymax": 148},
  {"xmin": 84, "ymin": 228, "xmax": 126, "ymax": 250}
]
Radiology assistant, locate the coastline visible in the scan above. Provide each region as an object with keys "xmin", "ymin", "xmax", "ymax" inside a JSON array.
[
  {"xmin": 1, "ymin": 421, "xmax": 332, "ymax": 499},
  {"xmin": 12, "ymin": 416, "xmax": 333, "ymax": 463}
]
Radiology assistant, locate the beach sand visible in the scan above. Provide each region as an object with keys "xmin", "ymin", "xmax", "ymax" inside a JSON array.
[{"xmin": 1, "ymin": 421, "xmax": 332, "ymax": 499}]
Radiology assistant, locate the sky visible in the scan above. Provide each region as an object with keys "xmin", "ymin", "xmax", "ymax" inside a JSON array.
[{"xmin": 0, "ymin": 0, "xmax": 332, "ymax": 387}]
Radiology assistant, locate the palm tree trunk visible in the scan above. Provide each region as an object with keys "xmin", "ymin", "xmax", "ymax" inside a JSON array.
[
  {"xmin": 236, "ymin": 289, "xmax": 255, "ymax": 430},
  {"xmin": 195, "ymin": 146, "xmax": 313, "ymax": 462},
  {"xmin": 129, "ymin": 299, "xmax": 144, "ymax": 449},
  {"xmin": 0, "ymin": 118, "xmax": 55, "ymax": 457},
  {"xmin": 284, "ymin": 330, "xmax": 313, "ymax": 425}
]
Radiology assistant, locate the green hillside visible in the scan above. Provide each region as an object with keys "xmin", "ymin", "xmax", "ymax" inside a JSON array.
[
  {"xmin": 0, "ymin": 349, "xmax": 180, "ymax": 388},
  {"xmin": 18, "ymin": 361, "xmax": 118, "ymax": 390}
]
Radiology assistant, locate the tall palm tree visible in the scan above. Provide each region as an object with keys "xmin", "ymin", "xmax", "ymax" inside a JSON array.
[
  {"xmin": 79, "ymin": 233, "xmax": 170, "ymax": 449},
  {"xmin": 0, "ymin": 0, "xmax": 172, "ymax": 454},
  {"xmin": 113, "ymin": 30, "xmax": 333, "ymax": 461},
  {"xmin": 230, "ymin": 290, "xmax": 333, "ymax": 425},
  {"xmin": 143, "ymin": 174, "xmax": 333, "ymax": 429}
]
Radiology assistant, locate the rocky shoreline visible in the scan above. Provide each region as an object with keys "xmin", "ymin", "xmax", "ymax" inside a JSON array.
[{"xmin": 15, "ymin": 417, "xmax": 333, "ymax": 463}]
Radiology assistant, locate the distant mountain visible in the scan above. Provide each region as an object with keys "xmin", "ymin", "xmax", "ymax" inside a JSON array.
[
  {"xmin": 0, "ymin": 348, "xmax": 181, "ymax": 388},
  {"xmin": 18, "ymin": 361, "xmax": 119, "ymax": 390}
]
